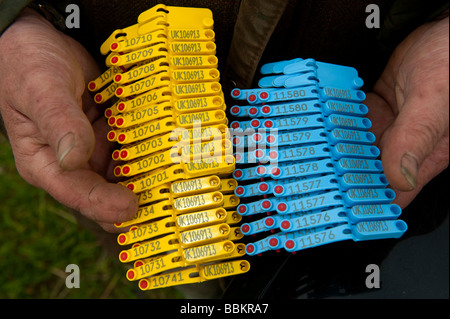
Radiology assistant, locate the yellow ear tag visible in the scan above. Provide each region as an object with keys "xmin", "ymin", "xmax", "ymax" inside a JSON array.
[
  {"xmin": 170, "ymin": 175, "xmax": 221, "ymax": 197},
  {"xmin": 137, "ymin": 5, "xmax": 214, "ymax": 30},
  {"xmin": 138, "ymin": 259, "xmax": 250, "ymax": 291},
  {"xmin": 100, "ymin": 12, "xmax": 167, "ymax": 55},
  {"xmin": 136, "ymin": 184, "xmax": 173, "ymax": 206},
  {"xmin": 119, "ymin": 216, "xmax": 177, "ymax": 246},
  {"xmin": 114, "ymin": 199, "xmax": 174, "ymax": 229},
  {"xmin": 118, "ymin": 232, "xmax": 179, "ymax": 263},
  {"xmin": 176, "ymin": 207, "xmax": 227, "ymax": 231},
  {"xmin": 126, "ymin": 250, "xmax": 186, "ymax": 281},
  {"xmin": 115, "ymin": 148, "xmax": 180, "ymax": 178},
  {"xmin": 179, "ymin": 223, "xmax": 231, "ymax": 247},
  {"xmin": 173, "ymin": 191, "xmax": 224, "ymax": 214},
  {"xmin": 183, "ymin": 240, "xmax": 235, "ymax": 264},
  {"xmin": 110, "ymin": 116, "xmax": 176, "ymax": 145},
  {"xmin": 113, "ymin": 131, "xmax": 178, "ymax": 162}
]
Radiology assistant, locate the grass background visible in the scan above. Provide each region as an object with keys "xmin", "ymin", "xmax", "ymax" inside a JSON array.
[{"xmin": 0, "ymin": 134, "xmax": 182, "ymax": 299}]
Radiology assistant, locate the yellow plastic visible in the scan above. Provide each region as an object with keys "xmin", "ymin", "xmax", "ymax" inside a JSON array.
[
  {"xmin": 173, "ymin": 191, "xmax": 223, "ymax": 214},
  {"xmin": 176, "ymin": 208, "xmax": 227, "ymax": 231},
  {"xmin": 136, "ymin": 184, "xmax": 172, "ymax": 206},
  {"xmin": 170, "ymin": 55, "xmax": 218, "ymax": 69},
  {"xmin": 200, "ymin": 259, "xmax": 250, "ymax": 281},
  {"xmin": 126, "ymin": 250, "xmax": 186, "ymax": 281},
  {"xmin": 95, "ymin": 4, "xmax": 248, "ymax": 292},
  {"xmin": 219, "ymin": 178, "xmax": 238, "ymax": 194},
  {"xmin": 176, "ymin": 110, "xmax": 227, "ymax": 128},
  {"xmin": 137, "ymin": 5, "xmax": 213, "ymax": 29},
  {"xmin": 222, "ymin": 194, "xmax": 240, "ymax": 209},
  {"xmin": 178, "ymin": 138, "xmax": 228, "ymax": 162},
  {"xmin": 114, "ymin": 131, "xmax": 178, "ymax": 161},
  {"xmin": 167, "ymin": 29, "xmax": 215, "ymax": 42},
  {"xmin": 179, "ymin": 223, "xmax": 230, "ymax": 247},
  {"xmin": 112, "ymin": 116, "xmax": 176, "ymax": 144},
  {"xmin": 138, "ymin": 259, "xmax": 250, "ymax": 290},
  {"xmin": 93, "ymin": 82, "xmax": 120, "ymax": 104},
  {"xmin": 225, "ymin": 211, "xmax": 242, "ymax": 225},
  {"xmin": 138, "ymin": 265, "xmax": 203, "ymax": 290},
  {"xmin": 108, "ymin": 43, "xmax": 168, "ymax": 67},
  {"xmin": 182, "ymin": 155, "xmax": 235, "ymax": 178},
  {"xmin": 115, "ymin": 148, "xmax": 180, "ymax": 177},
  {"xmin": 88, "ymin": 66, "xmax": 123, "ymax": 92},
  {"xmin": 172, "ymin": 82, "xmax": 222, "ymax": 99},
  {"xmin": 110, "ymin": 101, "xmax": 173, "ymax": 129},
  {"xmin": 118, "ymin": 233, "xmax": 179, "ymax": 263},
  {"xmin": 113, "ymin": 86, "xmax": 171, "ymax": 113},
  {"xmin": 114, "ymin": 58, "xmax": 170, "ymax": 85},
  {"xmin": 119, "ymin": 216, "xmax": 177, "ymax": 245},
  {"xmin": 170, "ymin": 175, "xmax": 221, "ymax": 197},
  {"xmin": 115, "ymin": 72, "xmax": 171, "ymax": 98},
  {"xmin": 115, "ymin": 199, "xmax": 174, "ymax": 229},
  {"xmin": 168, "ymin": 41, "xmax": 216, "ymax": 55},
  {"xmin": 183, "ymin": 240, "xmax": 235, "ymax": 264},
  {"xmin": 173, "ymin": 124, "xmax": 230, "ymax": 144}
]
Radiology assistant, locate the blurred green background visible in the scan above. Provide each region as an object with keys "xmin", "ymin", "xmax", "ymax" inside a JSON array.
[{"xmin": 0, "ymin": 134, "xmax": 181, "ymax": 299}]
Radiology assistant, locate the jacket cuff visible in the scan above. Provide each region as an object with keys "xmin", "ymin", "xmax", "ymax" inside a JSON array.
[{"xmin": 0, "ymin": 0, "xmax": 33, "ymax": 35}]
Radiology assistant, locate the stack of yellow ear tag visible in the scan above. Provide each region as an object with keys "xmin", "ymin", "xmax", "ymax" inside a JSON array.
[{"xmin": 88, "ymin": 4, "xmax": 249, "ymax": 291}]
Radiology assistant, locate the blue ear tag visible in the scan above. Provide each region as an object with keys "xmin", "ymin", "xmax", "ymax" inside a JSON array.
[
  {"xmin": 263, "ymin": 58, "xmax": 364, "ymax": 90},
  {"xmin": 230, "ymin": 58, "xmax": 407, "ymax": 254}
]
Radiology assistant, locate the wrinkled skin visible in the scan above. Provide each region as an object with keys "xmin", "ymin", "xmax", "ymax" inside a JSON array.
[{"xmin": 0, "ymin": 9, "xmax": 138, "ymax": 232}]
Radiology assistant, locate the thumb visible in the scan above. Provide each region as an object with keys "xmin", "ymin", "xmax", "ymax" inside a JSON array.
[
  {"xmin": 380, "ymin": 83, "xmax": 449, "ymax": 192},
  {"xmin": 26, "ymin": 79, "xmax": 96, "ymax": 171},
  {"xmin": 15, "ymin": 57, "xmax": 95, "ymax": 170}
]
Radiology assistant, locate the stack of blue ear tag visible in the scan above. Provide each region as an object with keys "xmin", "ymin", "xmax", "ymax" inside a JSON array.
[{"xmin": 229, "ymin": 58, "xmax": 408, "ymax": 255}]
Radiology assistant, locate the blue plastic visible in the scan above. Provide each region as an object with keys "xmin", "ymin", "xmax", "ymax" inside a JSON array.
[{"xmin": 230, "ymin": 57, "xmax": 407, "ymax": 254}]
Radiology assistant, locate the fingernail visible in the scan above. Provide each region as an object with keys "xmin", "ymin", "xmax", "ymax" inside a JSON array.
[
  {"xmin": 401, "ymin": 152, "xmax": 418, "ymax": 190},
  {"xmin": 57, "ymin": 132, "xmax": 75, "ymax": 166}
]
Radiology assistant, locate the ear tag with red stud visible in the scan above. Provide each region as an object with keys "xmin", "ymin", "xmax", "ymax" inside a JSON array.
[
  {"xmin": 230, "ymin": 58, "xmax": 407, "ymax": 254},
  {"xmin": 89, "ymin": 4, "xmax": 248, "ymax": 291}
]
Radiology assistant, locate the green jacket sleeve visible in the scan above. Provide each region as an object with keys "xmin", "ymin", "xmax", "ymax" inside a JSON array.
[{"xmin": 0, "ymin": 0, "xmax": 33, "ymax": 35}]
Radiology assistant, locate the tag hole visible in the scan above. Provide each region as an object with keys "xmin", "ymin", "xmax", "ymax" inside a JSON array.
[
  {"xmin": 366, "ymin": 132, "xmax": 376, "ymax": 143},
  {"xmin": 357, "ymin": 91, "xmax": 366, "ymax": 100},
  {"xmin": 205, "ymin": 30, "xmax": 215, "ymax": 39},
  {"xmin": 223, "ymin": 242, "xmax": 233, "ymax": 252},
  {"xmin": 396, "ymin": 220, "xmax": 407, "ymax": 231},
  {"xmin": 114, "ymin": 32, "xmax": 127, "ymax": 39},
  {"xmin": 211, "ymin": 83, "xmax": 221, "ymax": 92},
  {"xmin": 385, "ymin": 189, "xmax": 395, "ymax": 199},
  {"xmin": 209, "ymin": 176, "xmax": 220, "ymax": 186},
  {"xmin": 215, "ymin": 111, "xmax": 225, "ymax": 120},
  {"xmin": 209, "ymin": 69, "xmax": 220, "ymax": 79},
  {"xmin": 208, "ymin": 56, "xmax": 218, "ymax": 65},
  {"xmin": 156, "ymin": 8, "xmax": 169, "ymax": 13},
  {"xmin": 343, "ymin": 228, "xmax": 352, "ymax": 235},
  {"xmin": 359, "ymin": 104, "xmax": 369, "ymax": 113},
  {"xmin": 219, "ymin": 225, "xmax": 229, "ymax": 234},
  {"xmin": 390, "ymin": 205, "xmax": 402, "ymax": 216}
]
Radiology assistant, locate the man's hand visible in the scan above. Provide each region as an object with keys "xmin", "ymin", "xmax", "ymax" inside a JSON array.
[
  {"xmin": 366, "ymin": 16, "xmax": 449, "ymax": 208},
  {"xmin": 0, "ymin": 9, "xmax": 138, "ymax": 232}
]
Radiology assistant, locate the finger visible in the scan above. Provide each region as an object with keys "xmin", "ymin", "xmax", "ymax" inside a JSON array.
[
  {"xmin": 20, "ymin": 69, "xmax": 96, "ymax": 171},
  {"xmin": 24, "ymin": 145, "xmax": 139, "ymax": 230},
  {"xmin": 379, "ymin": 81, "xmax": 449, "ymax": 192}
]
